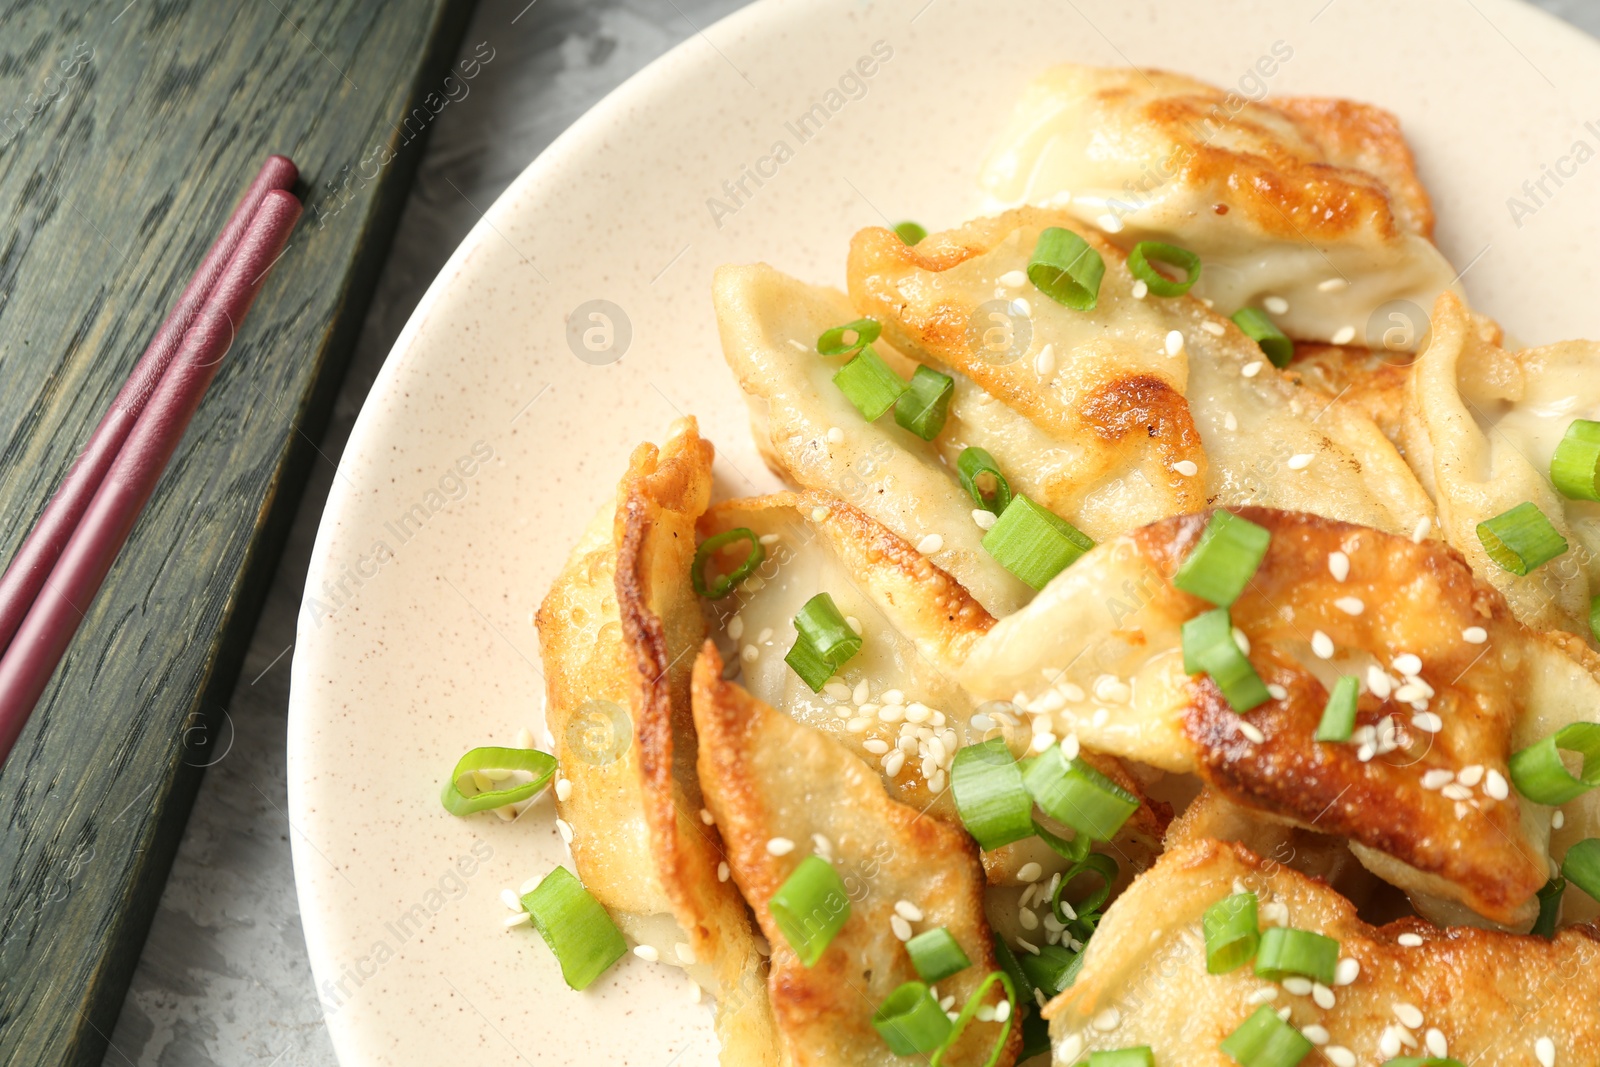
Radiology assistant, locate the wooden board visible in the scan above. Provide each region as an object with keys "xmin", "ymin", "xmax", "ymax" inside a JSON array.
[{"xmin": 0, "ymin": 1, "xmax": 476, "ymax": 1062}]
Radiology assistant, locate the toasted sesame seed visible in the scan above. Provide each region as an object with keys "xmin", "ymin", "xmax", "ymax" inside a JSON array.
[
  {"xmin": 741, "ymin": 644, "xmax": 759, "ymax": 663},
  {"xmin": 1425, "ymin": 1029, "xmax": 1448, "ymax": 1057},
  {"xmin": 1032, "ymin": 733, "xmax": 1056, "ymax": 753},
  {"xmin": 863, "ymin": 739, "xmax": 890, "ymax": 755},
  {"xmin": 1060, "ymin": 733, "xmax": 1081, "ymax": 760},
  {"xmin": 1260, "ymin": 901, "xmax": 1289, "ymax": 925},
  {"xmin": 502, "ymin": 911, "xmax": 532, "ymax": 928},
  {"xmin": 1486, "ymin": 768, "xmax": 1510, "ymax": 800},
  {"xmin": 717, "ymin": 861, "xmax": 730, "ymax": 882},
  {"xmin": 1059, "ymin": 1035, "xmax": 1084, "ymax": 1062},
  {"xmin": 894, "ymin": 899, "xmax": 924, "ymax": 922},
  {"xmin": 1240, "ymin": 721, "xmax": 1266, "ymax": 743},
  {"xmin": 1332, "ymin": 326, "xmax": 1357, "ymax": 345},
  {"xmin": 846, "ymin": 717, "xmax": 872, "ymax": 733},
  {"xmin": 1000, "ymin": 270, "xmax": 1027, "ymax": 287},
  {"xmin": 1283, "ymin": 976, "xmax": 1313, "ymax": 995},
  {"xmin": 1303, "ymin": 1024, "xmax": 1329, "ymax": 1044},
  {"xmin": 633, "ymin": 943, "xmax": 660, "ymax": 961},
  {"xmin": 1036, "ymin": 344, "xmax": 1057, "ymax": 377},
  {"xmin": 1536, "ymin": 1036, "xmax": 1556, "ymax": 1066},
  {"xmin": 1334, "ymin": 957, "xmax": 1359, "ymax": 986},
  {"xmin": 1412, "ymin": 712, "xmax": 1444, "ymax": 733},
  {"xmin": 882, "ymin": 689, "xmax": 904, "ymax": 705},
  {"xmin": 1165, "ymin": 330, "xmax": 1185, "ymax": 357},
  {"xmin": 1318, "ymin": 278, "xmax": 1349, "ymax": 292},
  {"xmin": 1092, "ymin": 1007, "xmax": 1121, "ymax": 1031},
  {"xmin": 727, "ymin": 616, "xmax": 745, "ymax": 640},
  {"xmin": 1367, "ymin": 666, "xmax": 1393, "ymax": 699},
  {"xmin": 1325, "ymin": 1047, "xmax": 1356, "ymax": 1067},
  {"xmin": 759, "ymin": 533, "xmax": 780, "ymax": 546},
  {"xmin": 1422, "ymin": 769, "xmax": 1454, "ymax": 789},
  {"xmin": 1393, "ymin": 653, "xmax": 1423, "ymax": 676},
  {"xmin": 1264, "ymin": 296, "xmax": 1290, "ymax": 315},
  {"xmin": 1017, "ymin": 862, "xmax": 1043, "ymax": 883},
  {"xmin": 700, "ymin": 808, "xmax": 715, "ymax": 825},
  {"xmin": 515, "ymin": 726, "xmax": 537, "ymax": 749},
  {"xmin": 1412, "ymin": 516, "xmax": 1431, "ymax": 543},
  {"xmin": 1311, "ymin": 631, "xmax": 1335, "ymax": 659},
  {"xmin": 1202, "ymin": 321, "xmax": 1227, "ymax": 336},
  {"xmin": 1334, "ymin": 596, "xmax": 1365, "ymax": 615},
  {"xmin": 1455, "ymin": 764, "xmax": 1484, "ymax": 787},
  {"xmin": 824, "ymin": 680, "xmax": 850, "ymax": 701},
  {"xmin": 1131, "ymin": 279, "xmax": 1149, "ymax": 299},
  {"xmin": 928, "ymin": 769, "xmax": 947, "ymax": 793},
  {"xmin": 1327, "ymin": 550, "xmax": 1350, "ymax": 582},
  {"xmin": 1175, "ymin": 459, "xmax": 1199, "ymax": 476},
  {"xmin": 810, "ymin": 506, "xmax": 830, "ymax": 522},
  {"xmin": 1018, "ymin": 908, "xmax": 1039, "ymax": 930},
  {"xmin": 1234, "ymin": 628, "xmax": 1251, "ymax": 654},
  {"xmin": 1091, "ymin": 708, "xmax": 1110, "ymax": 728},
  {"xmin": 1394, "ymin": 1002, "xmax": 1424, "ymax": 1029},
  {"xmin": 1288, "ymin": 453, "xmax": 1314, "ymax": 470},
  {"xmin": 676, "ymin": 942, "xmax": 698, "ymax": 964},
  {"xmin": 1462, "ymin": 626, "xmax": 1488, "ymax": 644},
  {"xmin": 827, "ymin": 426, "xmax": 844, "ymax": 444},
  {"xmin": 889, "ymin": 914, "xmax": 913, "ymax": 940},
  {"xmin": 1267, "ymin": 684, "xmax": 1288, "ymax": 700},
  {"xmin": 500, "ymin": 888, "xmax": 523, "ymax": 912},
  {"xmin": 1379, "ymin": 1028, "xmax": 1404, "ymax": 1058},
  {"xmin": 556, "ymin": 818, "xmax": 574, "ymax": 844},
  {"xmin": 883, "ymin": 750, "xmax": 907, "ymax": 776},
  {"xmin": 1554, "ymin": 810, "xmax": 1566, "ymax": 829},
  {"xmin": 917, "ymin": 533, "xmax": 944, "ymax": 555},
  {"xmin": 1398, "ymin": 933, "xmax": 1424, "ymax": 947},
  {"xmin": 1247, "ymin": 986, "xmax": 1279, "ymax": 1004},
  {"xmin": 1223, "ymin": 411, "xmax": 1239, "ymax": 432},
  {"xmin": 766, "ymin": 837, "xmax": 795, "ymax": 856},
  {"xmin": 995, "ymin": 999, "xmax": 1011, "ymax": 1022},
  {"xmin": 1242, "ymin": 361, "xmax": 1263, "ymax": 377},
  {"xmin": 1097, "ymin": 214, "xmax": 1124, "ymax": 234},
  {"xmin": 555, "ymin": 778, "xmax": 572, "ymax": 802},
  {"xmin": 972, "ymin": 508, "xmax": 998, "ymax": 531},
  {"xmin": 1012, "ymin": 297, "xmax": 1032, "ymax": 316}
]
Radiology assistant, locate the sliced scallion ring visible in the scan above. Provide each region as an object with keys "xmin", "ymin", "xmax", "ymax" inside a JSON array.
[
  {"xmin": 833, "ymin": 345, "xmax": 906, "ymax": 421},
  {"xmin": 1253, "ymin": 926, "xmax": 1340, "ymax": 984},
  {"xmin": 692, "ymin": 528, "xmax": 765, "ymax": 599},
  {"xmin": 1231, "ymin": 307, "xmax": 1294, "ymax": 369},
  {"xmin": 1172, "ymin": 509, "xmax": 1271, "ymax": 607},
  {"xmin": 441, "ymin": 746, "xmax": 558, "ymax": 816},
  {"xmin": 1508, "ymin": 722, "xmax": 1600, "ymax": 804},
  {"xmin": 982, "ymin": 494, "xmax": 1094, "ymax": 590},
  {"xmin": 873, "ymin": 981, "xmax": 951, "ymax": 1054},
  {"xmin": 906, "ymin": 927, "xmax": 972, "ymax": 983},
  {"xmin": 1477, "ymin": 502, "xmax": 1568, "ymax": 575},
  {"xmin": 957, "ymin": 446, "xmax": 1013, "ymax": 515},
  {"xmin": 1219, "ymin": 1004, "xmax": 1314, "ymax": 1067},
  {"xmin": 1127, "ymin": 240, "xmax": 1201, "ymax": 297},
  {"xmin": 1533, "ymin": 876, "xmax": 1566, "ymax": 938},
  {"xmin": 1550, "ymin": 418, "xmax": 1600, "ymax": 501},
  {"xmin": 895, "ymin": 220, "xmax": 928, "ymax": 246},
  {"xmin": 950, "ymin": 737, "xmax": 1035, "ymax": 850},
  {"xmin": 1032, "ymin": 817, "xmax": 1092, "ymax": 863},
  {"xmin": 1027, "ymin": 227, "xmax": 1105, "ymax": 311},
  {"xmin": 1052, "ymin": 851, "xmax": 1118, "ymax": 926},
  {"xmin": 1562, "ymin": 838, "xmax": 1600, "ymax": 903},
  {"xmin": 520, "ymin": 867, "xmax": 628, "ymax": 990},
  {"xmin": 1022, "ymin": 746, "xmax": 1138, "ymax": 842},
  {"xmin": 1181, "ymin": 607, "xmax": 1270, "ymax": 713},
  {"xmin": 1204, "ymin": 891, "xmax": 1261, "ymax": 974},
  {"xmin": 1314, "ymin": 676, "xmax": 1361, "ymax": 743},
  {"xmin": 929, "ymin": 970, "xmax": 1015, "ymax": 1067},
  {"xmin": 768, "ymin": 854, "xmax": 851, "ymax": 966},
  {"xmin": 817, "ymin": 317, "xmax": 882, "ymax": 356},
  {"xmin": 895, "ymin": 365, "xmax": 955, "ymax": 441},
  {"xmin": 1016, "ymin": 943, "xmax": 1079, "ymax": 998},
  {"xmin": 784, "ymin": 592, "xmax": 862, "ymax": 691}
]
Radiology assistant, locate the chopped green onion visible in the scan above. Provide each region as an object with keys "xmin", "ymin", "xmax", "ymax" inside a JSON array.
[
  {"xmin": 992, "ymin": 937, "xmax": 1033, "ymax": 1001},
  {"xmin": 1314, "ymin": 676, "xmax": 1362, "ymax": 743},
  {"xmin": 520, "ymin": 867, "xmax": 627, "ymax": 990},
  {"xmin": 784, "ymin": 593, "xmax": 862, "ymax": 691},
  {"xmin": 895, "ymin": 220, "xmax": 928, "ymax": 246},
  {"xmin": 1019, "ymin": 1011, "xmax": 1052, "ymax": 1063},
  {"xmin": 873, "ymin": 981, "xmax": 951, "ymax": 1054},
  {"xmin": 1231, "ymin": 308, "xmax": 1293, "ymax": 369},
  {"xmin": 817, "ymin": 317, "xmax": 882, "ymax": 356},
  {"xmin": 1533, "ymin": 876, "xmax": 1566, "ymax": 938},
  {"xmin": 906, "ymin": 927, "xmax": 971, "ymax": 983},
  {"xmin": 1219, "ymin": 1004, "xmax": 1313, "ymax": 1067},
  {"xmin": 1551, "ymin": 418, "xmax": 1600, "ymax": 501},
  {"xmin": 930, "ymin": 970, "xmax": 1015, "ymax": 1067},
  {"xmin": 1509, "ymin": 722, "xmax": 1600, "ymax": 804},
  {"xmin": 1086, "ymin": 1050, "xmax": 1156, "ymax": 1067},
  {"xmin": 1171, "ymin": 510, "xmax": 1271, "ymax": 607},
  {"xmin": 1017, "ymin": 943, "xmax": 1078, "ymax": 997},
  {"xmin": 1562, "ymin": 838, "xmax": 1600, "ymax": 902},
  {"xmin": 833, "ymin": 345, "xmax": 907, "ymax": 421},
  {"xmin": 1027, "ymin": 227, "xmax": 1105, "ymax": 311},
  {"xmin": 692, "ymin": 528, "xmax": 765, "ymax": 599},
  {"xmin": 957, "ymin": 446, "xmax": 1013, "ymax": 515},
  {"xmin": 440, "ymin": 746, "xmax": 557, "ymax": 816},
  {"xmin": 1022, "ymin": 746, "xmax": 1138, "ymax": 841},
  {"xmin": 1052, "ymin": 851, "xmax": 1118, "ymax": 927},
  {"xmin": 1127, "ymin": 240, "xmax": 1201, "ymax": 297},
  {"xmin": 951, "ymin": 738, "xmax": 1035, "ymax": 850},
  {"xmin": 1181, "ymin": 607, "xmax": 1270, "ymax": 713},
  {"xmin": 1253, "ymin": 926, "xmax": 1339, "ymax": 984},
  {"xmin": 768, "ymin": 854, "xmax": 851, "ymax": 966},
  {"xmin": 895, "ymin": 365, "xmax": 955, "ymax": 441},
  {"xmin": 1476, "ymin": 502, "xmax": 1568, "ymax": 575},
  {"xmin": 1033, "ymin": 818, "xmax": 1092, "ymax": 863},
  {"xmin": 982, "ymin": 494, "xmax": 1094, "ymax": 590},
  {"xmin": 1203, "ymin": 892, "xmax": 1261, "ymax": 974}
]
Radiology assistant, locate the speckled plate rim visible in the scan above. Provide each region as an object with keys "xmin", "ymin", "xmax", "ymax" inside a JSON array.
[{"xmin": 288, "ymin": 2, "xmax": 1600, "ymax": 1064}]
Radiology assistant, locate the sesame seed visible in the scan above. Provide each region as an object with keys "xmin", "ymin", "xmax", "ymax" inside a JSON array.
[
  {"xmin": 1328, "ymin": 551, "xmax": 1350, "ymax": 581},
  {"xmin": 1261, "ymin": 901, "xmax": 1289, "ymax": 926},
  {"xmin": 1017, "ymin": 937, "xmax": 1040, "ymax": 955},
  {"xmin": 1165, "ymin": 330, "xmax": 1185, "ymax": 357},
  {"xmin": 1462, "ymin": 626, "xmax": 1488, "ymax": 644},
  {"xmin": 972, "ymin": 508, "xmax": 998, "ymax": 530},
  {"xmin": 1393, "ymin": 653, "xmax": 1423, "ymax": 676},
  {"xmin": 1394, "ymin": 1003, "xmax": 1424, "ymax": 1029},
  {"xmin": 1412, "ymin": 712, "xmax": 1443, "ymax": 733},
  {"xmin": 1267, "ymin": 684, "xmax": 1288, "ymax": 700},
  {"xmin": 1311, "ymin": 631, "xmax": 1335, "ymax": 659},
  {"xmin": 1240, "ymin": 721, "xmax": 1266, "ymax": 743},
  {"xmin": 1554, "ymin": 810, "xmax": 1566, "ymax": 829},
  {"xmin": 1537, "ymin": 1036, "xmax": 1556, "ymax": 1066},
  {"xmin": 1422, "ymin": 769, "xmax": 1454, "ymax": 789},
  {"xmin": 1398, "ymin": 933, "xmax": 1424, "ymax": 947},
  {"xmin": 1224, "ymin": 411, "xmax": 1239, "ymax": 432},
  {"xmin": 1412, "ymin": 516, "xmax": 1431, "ymax": 543},
  {"xmin": 1017, "ymin": 862, "xmax": 1043, "ymax": 883},
  {"xmin": 1486, "ymin": 768, "xmax": 1510, "ymax": 800},
  {"xmin": 1242, "ymin": 361, "xmax": 1263, "ymax": 377},
  {"xmin": 502, "ymin": 911, "xmax": 532, "ymax": 928},
  {"xmin": 905, "ymin": 702, "xmax": 932, "ymax": 723},
  {"xmin": 1334, "ymin": 957, "xmax": 1359, "ymax": 986},
  {"xmin": 515, "ymin": 726, "xmax": 537, "ymax": 749},
  {"xmin": 827, "ymin": 426, "xmax": 844, "ymax": 444},
  {"xmin": 1091, "ymin": 708, "xmax": 1109, "ymax": 728},
  {"xmin": 676, "ymin": 942, "xmax": 698, "ymax": 964},
  {"xmin": 519, "ymin": 876, "xmax": 543, "ymax": 896},
  {"xmin": 1202, "ymin": 321, "xmax": 1227, "ymax": 336},
  {"xmin": 882, "ymin": 689, "xmax": 904, "ymax": 705},
  {"xmin": 759, "ymin": 533, "xmax": 780, "ymax": 546},
  {"xmin": 727, "ymin": 616, "xmax": 745, "ymax": 640},
  {"xmin": 1334, "ymin": 596, "xmax": 1365, "ymax": 615},
  {"xmin": 1092, "ymin": 1007, "xmax": 1121, "ymax": 1031},
  {"xmin": 864, "ymin": 739, "xmax": 890, "ymax": 755},
  {"xmin": 699, "ymin": 807, "xmax": 715, "ymax": 825},
  {"xmin": 1426, "ymin": 1029, "xmax": 1448, "ymax": 1058},
  {"xmin": 1318, "ymin": 278, "xmax": 1349, "ymax": 292},
  {"xmin": 717, "ymin": 861, "xmax": 730, "ymax": 882},
  {"xmin": 995, "ymin": 1000, "xmax": 1011, "ymax": 1022},
  {"xmin": 1379, "ymin": 1028, "xmax": 1404, "ymax": 1058},
  {"xmin": 1060, "ymin": 682, "xmax": 1086, "ymax": 701},
  {"xmin": 1131, "ymin": 279, "xmax": 1149, "ymax": 299},
  {"xmin": 1367, "ymin": 666, "xmax": 1393, "ymax": 699},
  {"xmin": 1326, "ymin": 1047, "xmax": 1356, "ymax": 1067},
  {"xmin": 1036, "ymin": 344, "xmax": 1057, "ymax": 377},
  {"xmin": 1000, "ymin": 270, "xmax": 1027, "ymax": 287},
  {"xmin": 917, "ymin": 533, "xmax": 944, "ymax": 555},
  {"xmin": 1332, "ymin": 326, "xmax": 1357, "ymax": 345},
  {"xmin": 1394, "ymin": 682, "xmax": 1428, "ymax": 703},
  {"xmin": 1312, "ymin": 984, "xmax": 1336, "ymax": 1010},
  {"xmin": 1060, "ymin": 733, "xmax": 1081, "ymax": 760},
  {"xmin": 888, "ymin": 913, "xmax": 913, "ymax": 940},
  {"xmin": 1247, "ymin": 987, "xmax": 1279, "ymax": 1004},
  {"xmin": 1175, "ymin": 459, "xmax": 1199, "ymax": 477},
  {"xmin": 1283, "ymin": 976, "xmax": 1313, "ymax": 995},
  {"xmin": 846, "ymin": 717, "xmax": 872, "ymax": 733},
  {"xmin": 880, "ymin": 704, "xmax": 907, "ymax": 724},
  {"xmin": 555, "ymin": 778, "xmax": 572, "ymax": 802},
  {"xmin": 1012, "ymin": 297, "xmax": 1032, "ymax": 316},
  {"xmin": 556, "ymin": 818, "xmax": 574, "ymax": 844},
  {"xmin": 1234, "ymin": 628, "xmax": 1251, "ymax": 653},
  {"xmin": 1018, "ymin": 908, "xmax": 1039, "ymax": 930},
  {"xmin": 928, "ymin": 769, "xmax": 947, "ymax": 793},
  {"xmin": 1287, "ymin": 453, "xmax": 1314, "ymax": 470},
  {"xmin": 1032, "ymin": 733, "xmax": 1056, "ymax": 753},
  {"xmin": 1456, "ymin": 764, "xmax": 1484, "ymax": 786},
  {"xmin": 1097, "ymin": 213, "xmax": 1124, "ymax": 234},
  {"xmin": 1303, "ymin": 1024, "xmax": 1329, "ymax": 1045},
  {"xmin": 766, "ymin": 837, "xmax": 795, "ymax": 856},
  {"xmin": 500, "ymin": 888, "xmax": 523, "ymax": 912},
  {"xmin": 883, "ymin": 750, "xmax": 907, "ymax": 776},
  {"xmin": 1264, "ymin": 296, "xmax": 1289, "ymax": 315},
  {"xmin": 810, "ymin": 506, "xmax": 830, "ymax": 522},
  {"xmin": 1059, "ymin": 1035, "xmax": 1084, "ymax": 1063},
  {"xmin": 894, "ymin": 899, "xmax": 924, "ymax": 922}
]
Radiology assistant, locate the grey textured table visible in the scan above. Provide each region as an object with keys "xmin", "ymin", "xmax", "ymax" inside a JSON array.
[{"xmin": 101, "ymin": 0, "xmax": 1600, "ymax": 1063}]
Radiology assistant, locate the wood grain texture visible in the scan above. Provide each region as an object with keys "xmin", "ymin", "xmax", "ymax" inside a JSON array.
[{"xmin": 0, "ymin": 1, "xmax": 476, "ymax": 1063}]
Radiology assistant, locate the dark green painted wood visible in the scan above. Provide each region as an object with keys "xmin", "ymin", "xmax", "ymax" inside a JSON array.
[{"xmin": 0, "ymin": 1, "xmax": 477, "ymax": 1062}]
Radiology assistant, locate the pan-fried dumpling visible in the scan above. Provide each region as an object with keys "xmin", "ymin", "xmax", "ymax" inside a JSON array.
[
  {"xmin": 1047, "ymin": 838, "xmax": 1600, "ymax": 1067},
  {"xmin": 959, "ymin": 507, "xmax": 1555, "ymax": 926},
  {"xmin": 1286, "ymin": 342, "xmax": 1411, "ymax": 447},
  {"xmin": 692, "ymin": 644, "xmax": 1019, "ymax": 1067},
  {"xmin": 534, "ymin": 420, "xmax": 780, "ymax": 1064},
  {"xmin": 846, "ymin": 209, "xmax": 1435, "ymax": 541},
  {"xmin": 713, "ymin": 264, "xmax": 1034, "ymax": 617},
  {"xmin": 978, "ymin": 65, "xmax": 1459, "ymax": 351},
  {"xmin": 1403, "ymin": 291, "xmax": 1600, "ymax": 636}
]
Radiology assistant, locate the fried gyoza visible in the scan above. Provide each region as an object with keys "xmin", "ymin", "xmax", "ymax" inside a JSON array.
[
  {"xmin": 1047, "ymin": 839, "xmax": 1600, "ymax": 1066},
  {"xmin": 977, "ymin": 64, "xmax": 1458, "ymax": 349},
  {"xmin": 959, "ymin": 507, "xmax": 1559, "ymax": 926},
  {"xmin": 1286, "ymin": 342, "xmax": 1412, "ymax": 447},
  {"xmin": 1402, "ymin": 291, "xmax": 1600, "ymax": 636},
  {"xmin": 534, "ymin": 420, "xmax": 780, "ymax": 1064},
  {"xmin": 692, "ymin": 644, "xmax": 1020, "ymax": 1067},
  {"xmin": 846, "ymin": 209, "xmax": 1435, "ymax": 544}
]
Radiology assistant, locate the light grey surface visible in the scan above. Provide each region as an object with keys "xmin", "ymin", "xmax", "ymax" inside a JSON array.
[{"xmin": 102, "ymin": 0, "xmax": 1600, "ymax": 1063}]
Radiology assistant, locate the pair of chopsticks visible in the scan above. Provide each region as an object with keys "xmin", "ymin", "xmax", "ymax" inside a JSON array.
[{"xmin": 0, "ymin": 155, "xmax": 303, "ymax": 766}]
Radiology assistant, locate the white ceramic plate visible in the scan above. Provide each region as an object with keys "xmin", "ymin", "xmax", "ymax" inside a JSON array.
[{"xmin": 288, "ymin": 1, "xmax": 1600, "ymax": 1062}]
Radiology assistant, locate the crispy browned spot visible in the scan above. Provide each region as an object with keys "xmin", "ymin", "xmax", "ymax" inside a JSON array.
[{"xmin": 1080, "ymin": 374, "xmax": 1206, "ymax": 454}]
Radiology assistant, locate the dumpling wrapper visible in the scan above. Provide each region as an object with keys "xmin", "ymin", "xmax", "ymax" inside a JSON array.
[
  {"xmin": 846, "ymin": 209, "xmax": 1435, "ymax": 543},
  {"xmin": 978, "ymin": 64, "xmax": 1459, "ymax": 351},
  {"xmin": 1046, "ymin": 838, "xmax": 1600, "ymax": 1067},
  {"xmin": 1403, "ymin": 290, "xmax": 1600, "ymax": 636},
  {"xmin": 958, "ymin": 507, "xmax": 1555, "ymax": 926},
  {"xmin": 534, "ymin": 420, "xmax": 780, "ymax": 1064},
  {"xmin": 692, "ymin": 643, "xmax": 1020, "ymax": 1067}
]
